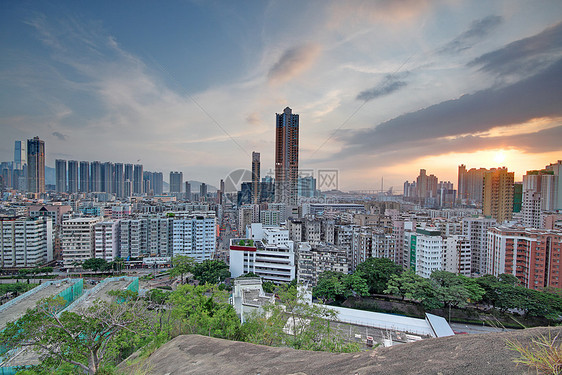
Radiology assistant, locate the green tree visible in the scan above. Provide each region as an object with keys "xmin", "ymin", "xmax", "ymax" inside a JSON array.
[
  {"xmin": 385, "ymin": 271, "xmax": 441, "ymax": 309},
  {"xmin": 343, "ymin": 272, "xmax": 370, "ymax": 299},
  {"xmin": 313, "ymin": 271, "xmax": 369, "ymax": 303},
  {"xmin": 313, "ymin": 271, "xmax": 346, "ymax": 303},
  {"xmin": 0, "ymin": 282, "xmax": 37, "ymax": 296},
  {"xmin": 168, "ymin": 284, "xmax": 240, "ymax": 339},
  {"xmin": 355, "ymin": 257, "xmax": 402, "ymax": 294},
  {"xmin": 243, "ymin": 284, "xmax": 360, "ymax": 352},
  {"xmin": 1, "ymin": 295, "xmax": 154, "ymax": 375},
  {"xmin": 108, "ymin": 257, "xmax": 125, "ymax": 274},
  {"xmin": 262, "ymin": 281, "xmax": 276, "ymax": 294},
  {"xmin": 146, "ymin": 288, "xmax": 171, "ymax": 306},
  {"xmin": 169, "ymin": 255, "xmax": 195, "ymax": 284},
  {"xmin": 430, "ymin": 270, "xmax": 485, "ymax": 309},
  {"xmin": 192, "ymin": 259, "xmax": 230, "ymax": 284},
  {"xmin": 82, "ymin": 258, "xmax": 109, "ymax": 273}
]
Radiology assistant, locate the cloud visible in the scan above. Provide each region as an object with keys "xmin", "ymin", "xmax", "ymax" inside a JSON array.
[
  {"xmin": 337, "ymin": 57, "xmax": 562, "ymax": 160},
  {"xmin": 439, "ymin": 15, "xmax": 503, "ymax": 54},
  {"xmin": 246, "ymin": 112, "xmax": 261, "ymax": 125},
  {"xmin": 267, "ymin": 43, "xmax": 322, "ymax": 84},
  {"xmin": 52, "ymin": 131, "xmax": 67, "ymax": 141},
  {"xmin": 329, "ymin": 0, "xmax": 437, "ymax": 27},
  {"xmin": 356, "ymin": 74, "xmax": 407, "ymax": 102},
  {"xmin": 468, "ymin": 21, "xmax": 562, "ymax": 77}
]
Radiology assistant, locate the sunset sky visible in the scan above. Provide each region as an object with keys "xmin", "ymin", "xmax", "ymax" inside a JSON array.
[{"xmin": 1, "ymin": 0, "xmax": 561, "ymax": 191}]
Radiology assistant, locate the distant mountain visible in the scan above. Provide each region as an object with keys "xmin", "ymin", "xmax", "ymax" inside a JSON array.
[
  {"xmin": 188, "ymin": 180, "xmax": 217, "ymax": 193},
  {"xmin": 164, "ymin": 180, "xmax": 217, "ymax": 193}
]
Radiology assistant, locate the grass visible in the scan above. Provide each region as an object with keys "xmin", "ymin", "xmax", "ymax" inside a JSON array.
[{"xmin": 508, "ymin": 330, "xmax": 562, "ymax": 374}]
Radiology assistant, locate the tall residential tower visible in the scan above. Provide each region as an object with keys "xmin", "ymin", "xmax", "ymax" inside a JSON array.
[
  {"xmin": 275, "ymin": 107, "xmax": 299, "ymax": 206},
  {"xmin": 252, "ymin": 152, "xmax": 260, "ymax": 204},
  {"xmin": 27, "ymin": 136, "xmax": 45, "ymax": 194}
]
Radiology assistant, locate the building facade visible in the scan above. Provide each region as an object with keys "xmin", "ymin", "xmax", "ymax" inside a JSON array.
[
  {"xmin": 275, "ymin": 107, "xmax": 299, "ymax": 206},
  {"xmin": 62, "ymin": 217, "xmax": 103, "ymax": 268},
  {"xmin": 487, "ymin": 226, "xmax": 562, "ymax": 290},
  {"xmin": 482, "ymin": 167, "xmax": 514, "ymax": 223},
  {"xmin": 0, "ymin": 217, "xmax": 53, "ymax": 268},
  {"xmin": 27, "ymin": 136, "xmax": 45, "ymax": 194}
]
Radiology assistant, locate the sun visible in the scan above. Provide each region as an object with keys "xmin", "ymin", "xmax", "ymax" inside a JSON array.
[{"xmin": 494, "ymin": 150, "xmax": 506, "ymax": 164}]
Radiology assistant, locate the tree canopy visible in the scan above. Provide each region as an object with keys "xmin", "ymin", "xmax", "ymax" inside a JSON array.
[
  {"xmin": 192, "ymin": 259, "xmax": 230, "ymax": 284},
  {"xmin": 354, "ymin": 257, "xmax": 402, "ymax": 294},
  {"xmin": 82, "ymin": 258, "xmax": 109, "ymax": 273},
  {"xmin": 168, "ymin": 284, "xmax": 240, "ymax": 339},
  {"xmin": 313, "ymin": 271, "xmax": 369, "ymax": 303},
  {"xmin": 242, "ymin": 284, "xmax": 360, "ymax": 352},
  {"xmin": 170, "ymin": 255, "xmax": 195, "ymax": 283},
  {"xmin": 0, "ymin": 295, "xmax": 154, "ymax": 375}
]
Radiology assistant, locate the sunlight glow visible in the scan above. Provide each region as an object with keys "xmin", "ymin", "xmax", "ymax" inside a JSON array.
[{"xmin": 494, "ymin": 150, "xmax": 506, "ymax": 164}]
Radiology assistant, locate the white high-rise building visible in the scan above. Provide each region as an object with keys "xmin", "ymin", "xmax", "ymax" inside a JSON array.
[
  {"xmin": 522, "ymin": 165, "xmax": 560, "ymax": 228},
  {"xmin": 404, "ymin": 228, "xmax": 443, "ymax": 278},
  {"xmin": 462, "ymin": 217, "xmax": 497, "ymax": 275},
  {"xmin": 120, "ymin": 219, "xmax": 148, "ymax": 259},
  {"xmin": 94, "ymin": 220, "xmax": 120, "ymax": 262},
  {"xmin": 62, "ymin": 217, "xmax": 102, "ymax": 268},
  {"xmin": 442, "ymin": 235, "xmax": 471, "ymax": 276},
  {"xmin": 148, "ymin": 217, "xmax": 172, "ymax": 257},
  {"xmin": 172, "ymin": 214, "xmax": 216, "ymax": 261},
  {"xmin": 0, "ymin": 217, "xmax": 53, "ymax": 268}
]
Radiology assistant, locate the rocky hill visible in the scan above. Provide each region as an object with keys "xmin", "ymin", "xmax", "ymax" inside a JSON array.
[{"xmin": 121, "ymin": 326, "xmax": 561, "ymax": 375}]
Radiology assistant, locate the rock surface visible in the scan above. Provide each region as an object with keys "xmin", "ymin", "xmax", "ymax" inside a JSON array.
[{"xmin": 124, "ymin": 326, "xmax": 561, "ymax": 375}]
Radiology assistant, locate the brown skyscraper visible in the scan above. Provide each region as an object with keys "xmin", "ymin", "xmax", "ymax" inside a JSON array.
[
  {"xmin": 27, "ymin": 136, "xmax": 45, "ymax": 194},
  {"xmin": 482, "ymin": 167, "xmax": 514, "ymax": 223},
  {"xmin": 275, "ymin": 107, "xmax": 299, "ymax": 205},
  {"xmin": 252, "ymin": 152, "xmax": 260, "ymax": 204}
]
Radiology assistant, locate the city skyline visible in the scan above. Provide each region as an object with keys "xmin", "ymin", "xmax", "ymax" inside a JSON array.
[{"xmin": 1, "ymin": 1, "xmax": 562, "ymax": 190}]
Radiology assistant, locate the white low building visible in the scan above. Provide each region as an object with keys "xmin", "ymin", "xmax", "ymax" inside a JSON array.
[{"xmin": 230, "ymin": 223, "xmax": 295, "ymax": 283}]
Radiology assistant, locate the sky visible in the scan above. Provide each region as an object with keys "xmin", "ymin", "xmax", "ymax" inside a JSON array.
[{"xmin": 1, "ymin": 0, "xmax": 562, "ymax": 192}]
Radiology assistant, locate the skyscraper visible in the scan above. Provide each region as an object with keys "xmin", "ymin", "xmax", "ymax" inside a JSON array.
[
  {"xmin": 79, "ymin": 161, "xmax": 90, "ymax": 193},
  {"xmin": 482, "ymin": 167, "xmax": 514, "ymax": 223},
  {"xmin": 153, "ymin": 172, "xmax": 163, "ymax": 195},
  {"xmin": 133, "ymin": 164, "xmax": 143, "ymax": 195},
  {"xmin": 275, "ymin": 107, "xmax": 299, "ymax": 205},
  {"xmin": 252, "ymin": 152, "xmax": 260, "ymax": 204},
  {"xmin": 27, "ymin": 136, "xmax": 45, "ymax": 194},
  {"xmin": 90, "ymin": 161, "xmax": 102, "ymax": 192},
  {"xmin": 218, "ymin": 179, "xmax": 225, "ymax": 205},
  {"xmin": 169, "ymin": 171, "xmax": 183, "ymax": 193},
  {"xmin": 101, "ymin": 162, "xmax": 114, "ymax": 193},
  {"xmin": 55, "ymin": 159, "xmax": 67, "ymax": 193},
  {"xmin": 14, "ymin": 140, "xmax": 26, "ymax": 170},
  {"xmin": 185, "ymin": 182, "xmax": 191, "ymax": 201},
  {"xmin": 68, "ymin": 160, "xmax": 78, "ymax": 194},
  {"xmin": 457, "ymin": 165, "xmax": 490, "ymax": 204},
  {"xmin": 200, "ymin": 183, "xmax": 207, "ymax": 201},
  {"xmin": 114, "ymin": 163, "xmax": 124, "ymax": 197},
  {"xmin": 124, "ymin": 164, "xmax": 134, "ymax": 183}
]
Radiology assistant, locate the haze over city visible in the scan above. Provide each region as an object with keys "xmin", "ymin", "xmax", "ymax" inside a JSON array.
[{"xmin": 1, "ymin": 0, "xmax": 562, "ymax": 190}]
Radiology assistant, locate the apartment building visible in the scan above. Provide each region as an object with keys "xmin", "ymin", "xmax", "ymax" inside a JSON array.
[
  {"xmin": 0, "ymin": 216, "xmax": 53, "ymax": 268},
  {"xmin": 62, "ymin": 217, "xmax": 102, "ymax": 268}
]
